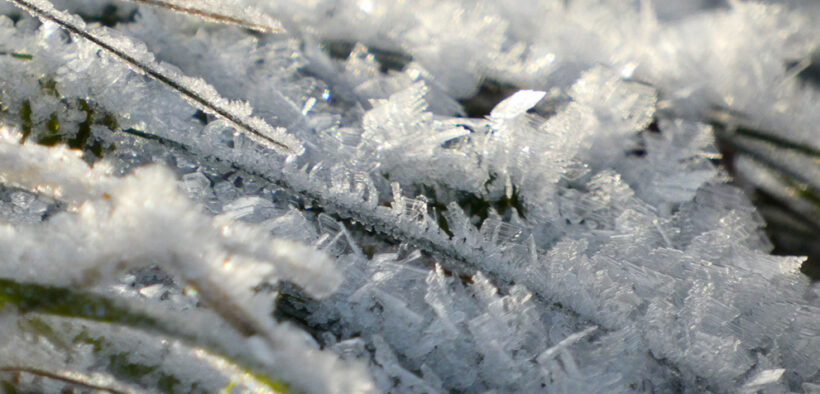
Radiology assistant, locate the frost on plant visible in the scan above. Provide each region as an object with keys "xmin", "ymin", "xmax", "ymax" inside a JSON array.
[{"xmin": 0, "ymin": 0, "xmax": 819, "ymax": 393}]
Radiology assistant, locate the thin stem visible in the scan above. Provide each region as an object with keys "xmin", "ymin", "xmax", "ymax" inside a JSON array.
[
  {"xmin": 0, "ymin": 366, "xmax": 136, "ymax": 394},
  {"xmin": 125, "ymin": 0, "xmax": 283, "ymax": 33}
]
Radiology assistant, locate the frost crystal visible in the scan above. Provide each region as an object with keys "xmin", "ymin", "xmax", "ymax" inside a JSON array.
[
  {"xmin": 489, "ymin": 89, "xmax": 546, "ymax": 119},
  {"xmin": 1, "ymin": 0, "xmax": 819, "ymax": 393}
]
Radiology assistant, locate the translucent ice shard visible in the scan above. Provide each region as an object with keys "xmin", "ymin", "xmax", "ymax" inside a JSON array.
[
  {"xmin": 537, "ymin": 326, "xmax": 598, "ymax": 362},
  {"xmin": 490, "ymin": 89, "xmax": 546, "ymax": 120},
  {"xmin": 743, "ymin": 368, "xmax": 786, "ymax": 391},
  {"xmin": 182, "ymin": 171, "xmax": 212, "ymax": 199},
  {"xmin": 570, "ymin": 66, "xmax": 657, "ymax": 131}
]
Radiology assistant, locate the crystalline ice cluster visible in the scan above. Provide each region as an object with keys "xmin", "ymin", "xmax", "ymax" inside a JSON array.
[{"xmin": 0, "ymin": 0, "xmax": 818, "ymax": 393}]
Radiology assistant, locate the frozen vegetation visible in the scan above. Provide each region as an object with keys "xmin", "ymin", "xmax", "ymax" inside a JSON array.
[{"xmin": 0, "ymin": 0, "xmax": 818, "ymax": 392}]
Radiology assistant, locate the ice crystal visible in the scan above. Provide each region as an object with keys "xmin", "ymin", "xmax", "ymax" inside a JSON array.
[{"xmin": 0, "ymin": 0, "xmax": 819, "ymax": 393}]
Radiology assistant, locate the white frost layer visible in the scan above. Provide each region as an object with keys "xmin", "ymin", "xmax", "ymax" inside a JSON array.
[
  {"xmin": 8, "ymin": 0, "xmax": 302, "ymax": 156},
  {"xmin": 0, "ymin": 127, "xmax": 374, "ymax": 394},
  {"xmin": 0, "ymin": 0, "xmax": 819, "ymax": 392}
]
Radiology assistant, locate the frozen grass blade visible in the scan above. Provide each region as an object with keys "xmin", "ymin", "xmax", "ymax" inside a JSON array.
[
  {"xmin": 0, "ymin": 128, "xmax": 368, "ymax": 393},
  {"xmin": 0, "ymin": 278, "xmax": 291, "ymax": 393},
  {"xmin": 123, "ymin": 0, "xmax": 284, "ymax": 33},
  {"xmin": 6, "ymin": 0, "xmax": 302, "ymax": 156},
  {"xmin": 0, "ymin": 366, "xmax": 137, "ymax": 394},
  {"xmin": 710, "ymin": 109, "xmax": 820, "ymax": 275},
  {"xmin": 710, "ymin": 109, "xmax": 820, "ymax": 216}
]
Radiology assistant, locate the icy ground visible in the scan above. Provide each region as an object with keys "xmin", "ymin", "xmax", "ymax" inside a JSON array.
[{"xmin": 0, "ymin": 0, "xmax": 819, "ymax": 392}]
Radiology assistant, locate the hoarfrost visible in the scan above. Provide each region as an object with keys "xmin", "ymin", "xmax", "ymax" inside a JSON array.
[{"xmin": 0, "ymin": 0, "xmax": 819, "ymax": 393}]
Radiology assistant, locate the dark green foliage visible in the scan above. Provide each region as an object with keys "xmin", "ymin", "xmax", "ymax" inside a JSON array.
[
  {"xmin": 0, "ymin": 279, "xmax": 291, "ymax": 393},
  {"xmin": 18, "ymin": 317, "xmax": 71, "ymax": 351},
  {"xmin": 18, "ymin": 100, "xmax": 31, "ymax": 141},
  {"xmin": 70, "ymin": 99, "xmax": 114, "ymax": 158},
  {"xmin": 38, "ymin": 78, "xmax": 59, "ymax": 98},
  {"xmin": 6, "ymin": 80, "xmax": 113, "ymax": 157},
  {"xmin": 36, "ymin": 113, "xmax": 62, "ymax": 146},
  {"xmin": 107, "ymin": 352, "xmax": 159, "ymax": 381},
  {"xmin": 72, "ymin": 99, "xmax": 95, "ymax": 149},
  {"xmin": 1, "ymin": 381, "xmax": 18, "ymax": 394},
  {"xmin": 0, "ymin": 278, "xmax": 161, "ymax": 328},
  {"xmin": 73, "ymin": 329, "xmax": 108, "ymax": 353},
  {"xmin": 437, "ymin": 213, "xmax": 453, "ymax": 237},
  {"xmin": 158, "ymin": 373, "xmax": 182, "ymax": 394},
  {"xmin": 8, "ymin": 52, "xmax": 31, "ymax": 60},
  {"xmin": 455, "ymin": 186, "xmax": 526, "ymax": 224},
  {"xmin": 414, "ymin": 178, "xmax": 526, "ymax": 239}
]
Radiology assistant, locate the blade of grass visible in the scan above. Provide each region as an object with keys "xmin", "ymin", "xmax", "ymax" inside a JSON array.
[
  {"xmin": 7, "ymin": 0, "xmax": 301, "ymax": 156},
  {"xmin": 123, "ymin": 0, "xmax": 284, "ymax": 33},
  {"xmin": 710, "ymin": 111, "xmax": 820, "ymax": 198},
  {"xmin": 0, "ymin": 278, "xmax": 289, "ymax": 393},
  {"xmin": 709, "ymin": 108, "xmax": 820, "ymax": 158},
  {"xmin": 0, "ymin": 366, "xmax": 138, "ymax": 394}
]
